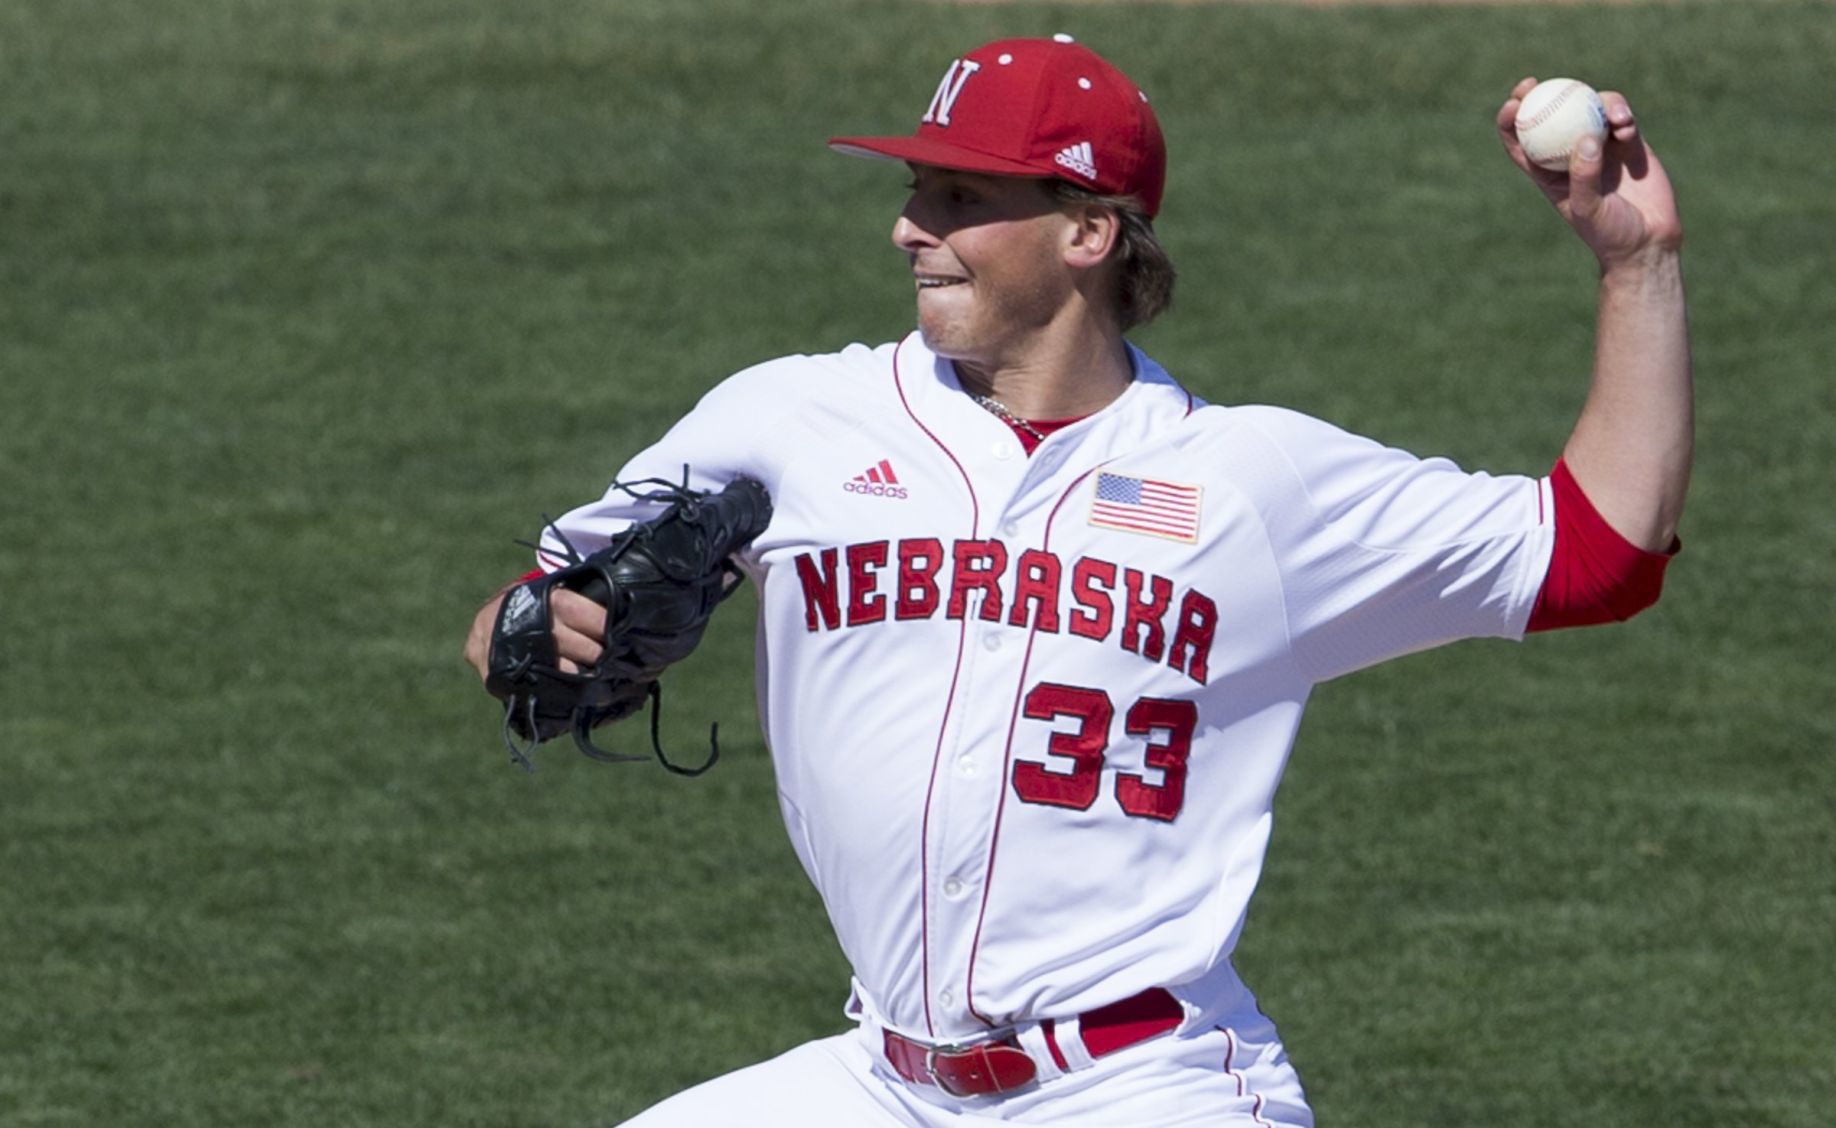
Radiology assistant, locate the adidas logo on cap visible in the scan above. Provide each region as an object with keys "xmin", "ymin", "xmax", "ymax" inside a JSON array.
[{"xmin": 1053, "ymin": 141, "xmax": 1097, "ymax": 181}]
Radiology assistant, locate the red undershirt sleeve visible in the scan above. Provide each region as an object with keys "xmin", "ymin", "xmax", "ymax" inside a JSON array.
[{"xmin": 1526, "ymin": 459, "xmax": 1679, "ymax": 632}]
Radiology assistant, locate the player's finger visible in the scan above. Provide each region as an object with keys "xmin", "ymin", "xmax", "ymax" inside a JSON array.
[
  {"xmin": 1564, "ymin": 133, "xmax": 1606, "ymax": 219},
  {"xmin": 1598, "ymin": 90, "xmax": 1639, "ymax": 144},
  {"xmin": 550, "ymin": 588, "xmax": 609, "ymax": 634},
  {"xmin": 1495, "ymin": 98, "xmax": 1534, "ymax": 169},
  {"xmin": 552, "ymin": 623, "xmax": 603, "ymax": 671},
  {"xmin": 550, "ymin": 589, "xmax": 608, "ymax": 668},
  {"xmin": 1495, "ymin": 76, "xmax": 1537, "ymax": 149}
]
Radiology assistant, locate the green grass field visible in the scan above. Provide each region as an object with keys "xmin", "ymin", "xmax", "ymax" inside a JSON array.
[{"xmin": 4, "ymin": 0, "xmax": 1833, "ymax": 1124}]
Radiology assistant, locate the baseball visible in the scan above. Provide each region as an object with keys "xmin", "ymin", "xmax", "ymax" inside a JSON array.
[{"xmin": 1513, "ymin": 78, "xmax": 1608, "ymax": 171}]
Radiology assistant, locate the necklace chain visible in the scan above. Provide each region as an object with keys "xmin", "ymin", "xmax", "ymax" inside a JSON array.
[{"xmin": 970, "ymin": 393, "xmax": 1047, "ymax": 442}]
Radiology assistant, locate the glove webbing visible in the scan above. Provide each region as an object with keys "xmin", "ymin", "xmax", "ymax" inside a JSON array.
[{"xmin": 502, "ymin": 680, "xmax": 719, "ymax": 778}]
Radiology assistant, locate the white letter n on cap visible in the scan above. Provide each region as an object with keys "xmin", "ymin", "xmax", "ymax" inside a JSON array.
[{"xmin": 921, "ymin": 59, "xmax": 981, "ymax": 127}]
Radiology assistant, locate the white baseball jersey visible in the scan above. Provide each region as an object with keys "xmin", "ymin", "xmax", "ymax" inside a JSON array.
[{"xmin": 543, "ymin": 332, "xmax": 1555, "ymax": 1045}]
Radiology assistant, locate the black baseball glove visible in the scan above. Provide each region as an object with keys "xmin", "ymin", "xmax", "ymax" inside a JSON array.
[{"xmin": 484, "ymin": 473, "xmax": 772, "ymax": 775}]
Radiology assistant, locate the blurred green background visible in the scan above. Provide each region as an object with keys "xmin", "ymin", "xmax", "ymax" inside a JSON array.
[{"xmin": 3, "ymin": 0, "xmax": 1831, "ymax": 1124}]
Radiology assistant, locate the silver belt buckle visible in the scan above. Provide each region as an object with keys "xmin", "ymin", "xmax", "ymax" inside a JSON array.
[
  {"xmin": 921, "ymin": 1046, "xmax": 955, "ymax": 1092},
  {"xmin": 921, "ymin": 1026, "xmax": 1019, "ymax": 1097}
]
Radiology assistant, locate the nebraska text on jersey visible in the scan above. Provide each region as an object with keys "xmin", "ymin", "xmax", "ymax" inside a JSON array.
[
  {"xmin": 792, "ymin": 538, "xmax": 1219, "ymax": 685},
  {"xmin": 1089, "ymin": 472, "xmax": 1202, "ymax": 542}
]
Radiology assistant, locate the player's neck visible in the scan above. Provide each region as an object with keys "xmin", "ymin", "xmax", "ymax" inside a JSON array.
[{"xmin": 950, "ymin": 322, "xmax": 1133, "ymax": 422}]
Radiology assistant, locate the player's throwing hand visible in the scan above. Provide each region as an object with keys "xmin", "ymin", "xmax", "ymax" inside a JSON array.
[{"xmin": 1498, "ymin": 76, "xmax": 1683, "ymax": 268}]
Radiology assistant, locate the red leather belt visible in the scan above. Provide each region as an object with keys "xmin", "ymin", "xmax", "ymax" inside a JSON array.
[{"xmin": 881, "ymin": 987, "xmax": 1182, "ymax": 1098}]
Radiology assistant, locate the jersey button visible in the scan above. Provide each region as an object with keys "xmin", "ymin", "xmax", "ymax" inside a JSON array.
[
  {"xmin": 956, "ymin": 754, "xmax": 976, "ymax": 777},
  {"xmin": 982, "ymin": 634, "xmax": 1002, "ymax": 652},
  {"xmin": 939, "ymin": 989, "xmax": 956, "ymax": 1007},
  {"xmin": 992, "ymin": 440, "xmax": 1015, "ymax": 461},
  {"xmin": 943, "ymin": 877, "xmax": 965, "ymax": 899},
  {"xmin": 1001, "ymin": 520, "xmax": 1020, "ymax": 537}
]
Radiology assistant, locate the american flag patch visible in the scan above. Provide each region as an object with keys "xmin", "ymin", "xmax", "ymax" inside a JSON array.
[{"xmin": 1089, "ymin": 472, "xmax": 1203, "ymax": 543}]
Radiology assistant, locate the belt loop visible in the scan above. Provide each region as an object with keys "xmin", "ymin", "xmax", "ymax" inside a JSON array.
[
  {"xmin": 1012, "ymin": 1023, "xmax": 1066, "ymax": 1084},
  {"xmin": 1051, "ymin": 1014, "xmax": 1099, "ymax": 1072}
]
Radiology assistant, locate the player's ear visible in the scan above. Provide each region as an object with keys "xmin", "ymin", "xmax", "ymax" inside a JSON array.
[{"xmin": 1061, "ymin": 200, "xmax": 1122, "ymax": 270}]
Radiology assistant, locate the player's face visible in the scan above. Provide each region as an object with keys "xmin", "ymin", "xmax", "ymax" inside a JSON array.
[{"xmin": 892, "ymin": 166, "xmax": 1079, "ymax": 370}]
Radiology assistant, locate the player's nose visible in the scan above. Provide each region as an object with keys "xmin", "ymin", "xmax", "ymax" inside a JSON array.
[{"xmin": 891, "ymin": 210, "xmax": 939, "ymax": 254}]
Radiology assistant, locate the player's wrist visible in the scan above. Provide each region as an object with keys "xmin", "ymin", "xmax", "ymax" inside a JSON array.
[{"xmin": 1597, "ymin": 243, "xmax": 1683, "ymax": 286}]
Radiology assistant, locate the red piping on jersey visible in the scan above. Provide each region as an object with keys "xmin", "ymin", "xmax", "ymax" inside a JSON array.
[
  {"xmin": 1526, "ymin": 458, "xmax": 1676, "ymax": 632},
  {"xmin": 894, "ymin": 338, "xmax": 983, "ymax": 1038},
  {"xmin": 1221, "ymin": 1027, "xmax": 1276, "ymax": 1128},
  {"xmin": 958, "ymin": 376, "xmax": 1193, "ymax": 1020},
  {"xmin": 963, "ymin": 465, "xmax": 1098, "ymax": 1026}
]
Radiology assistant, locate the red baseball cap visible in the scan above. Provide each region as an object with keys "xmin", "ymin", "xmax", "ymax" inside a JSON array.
[{"xmin": 829, "ymin": 35, "xmax": 1167, "ymax": 218}]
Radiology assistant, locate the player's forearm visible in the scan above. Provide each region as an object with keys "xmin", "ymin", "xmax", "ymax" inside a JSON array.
[{"xmin": 1560, "ymin": 248, "xmax": 1692, "ymax": 552}]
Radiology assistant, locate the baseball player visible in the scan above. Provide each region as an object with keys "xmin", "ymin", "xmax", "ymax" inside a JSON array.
[{"xmin": 464, "ymin": 34, "xmax": 1690, "ymax": 1127}]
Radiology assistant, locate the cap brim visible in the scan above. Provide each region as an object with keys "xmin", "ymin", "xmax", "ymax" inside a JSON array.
[{"xmin": 828, "ymin": 135, "xmax": 1051, "ymax": 180}]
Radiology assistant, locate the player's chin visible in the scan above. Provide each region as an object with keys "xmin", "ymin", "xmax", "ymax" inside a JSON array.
[
  {"xmin": 914, "ymin": 300, "xmax": 968, "ymax": 355},
  {"xmin": 915, "ymin": 315, "xmax": 982, "ymax": 362}
]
